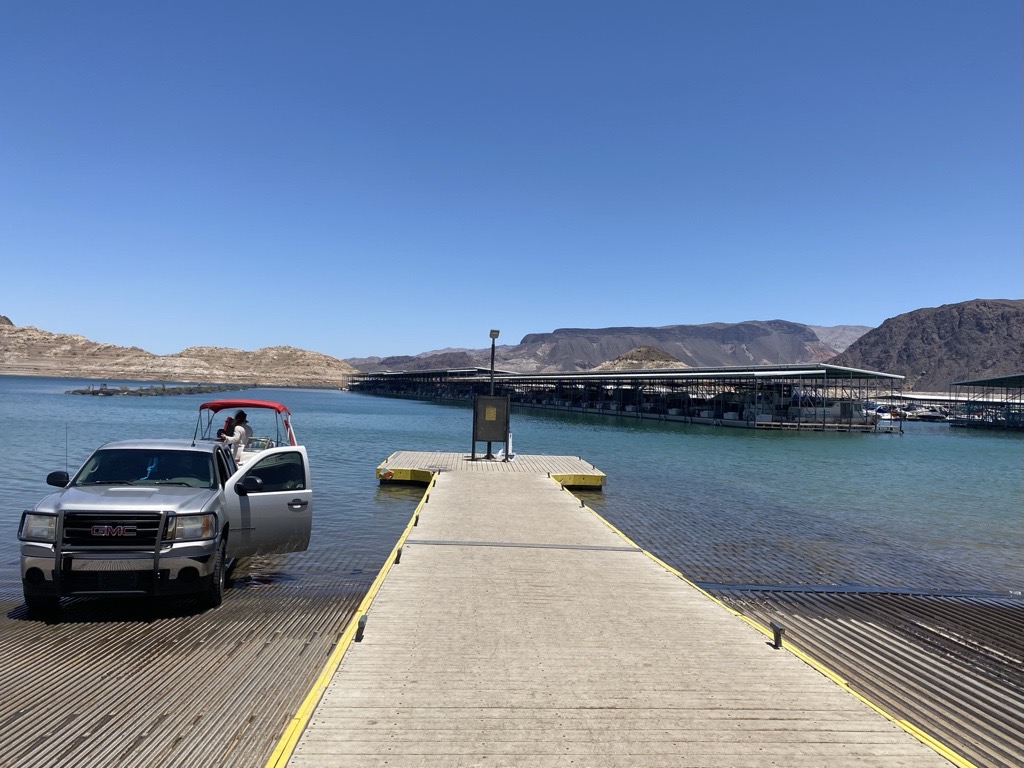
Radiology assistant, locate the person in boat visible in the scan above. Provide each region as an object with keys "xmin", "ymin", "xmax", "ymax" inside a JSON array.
[
  {"xmin": 223, "ymin": 410, "xmax": 252, "ymax": 461},
  {"xmin": 217, "ymin": 414, "xmax": 236, "ymax": 441}
]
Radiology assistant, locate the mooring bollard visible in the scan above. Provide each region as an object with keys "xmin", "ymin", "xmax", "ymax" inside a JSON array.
[
  {"xmin": 355, "ymin": 615, "xmax": 367, "ymax": 642},
  {"xmin": 395, "ymin": 547, "xmax": 402, "ymax": 564},
  {"xmin": 770, "ymin": 620, "xmax": 786, "ymax": 649}
]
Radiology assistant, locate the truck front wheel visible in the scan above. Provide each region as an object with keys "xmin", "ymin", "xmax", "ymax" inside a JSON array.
[
  {"xmin": 199, "ymin": 541, "xmax": 226, "ymax": 609},
  {"xmin": 25, "ymin": 593, "xmax": 60, "ymax": 617}
]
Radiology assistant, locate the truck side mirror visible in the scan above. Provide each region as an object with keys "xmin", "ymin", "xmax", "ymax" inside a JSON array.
[
  {"xmin": 235, "ymin": 475, "xmax": 263, "ymax": 496},
  {"xmin": 47, "ymin": 471, "xmax": 70, "ymax": 488}
]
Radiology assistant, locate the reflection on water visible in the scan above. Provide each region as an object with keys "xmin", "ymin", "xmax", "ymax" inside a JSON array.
[
  {"xmin": 229, "ymin": 556, "xmax": 298, "ymax": 587},
  {"xmin": 1, "ymin": 377, "xmax": 1021, "ymax": 604}
]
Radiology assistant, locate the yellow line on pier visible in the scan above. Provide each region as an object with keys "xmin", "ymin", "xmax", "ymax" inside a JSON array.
[
  {"xmin": 264, "ymin": 473, "xmax": 438, "ymax": 768},
  {"xmin": 270, "ymin": 453, "xmax": 968, "ymax": 768},
  {"xmin": 576, "ymin": 496, "xmax": 977, "ymax": 768}
]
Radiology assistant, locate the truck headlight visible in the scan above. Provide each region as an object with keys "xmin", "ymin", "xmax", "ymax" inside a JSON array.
[
  {"xmin": 19, "ymin": 512, "xmax": 57, "ymax": 543},
  {"xmin": 165, "ymin": 514, "xmax": 216, "ymax": 542}
]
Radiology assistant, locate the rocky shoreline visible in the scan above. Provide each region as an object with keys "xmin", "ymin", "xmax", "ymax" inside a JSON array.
[
  {"xmin": 0, "ymin": 317, "xmax": 358, "ymax": 389},
  {"xmin": 65, "ymin": 382, "xmax": 249, "ymax": 397}
]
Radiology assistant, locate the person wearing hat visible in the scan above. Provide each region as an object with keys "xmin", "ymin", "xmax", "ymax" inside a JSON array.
[{"xmin": 224, "ymin": 410, "xmax": 253, "ymax": 462}]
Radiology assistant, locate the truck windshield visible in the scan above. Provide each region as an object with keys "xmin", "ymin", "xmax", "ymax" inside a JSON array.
[{"xmin": 74, "ymin": 449, "xmax": 215, "ymax": 489}]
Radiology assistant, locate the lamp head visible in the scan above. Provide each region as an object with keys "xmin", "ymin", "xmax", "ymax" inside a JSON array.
[{"xmin": 489, "ymin": 329, "xmax": 500, "ymax": 340}]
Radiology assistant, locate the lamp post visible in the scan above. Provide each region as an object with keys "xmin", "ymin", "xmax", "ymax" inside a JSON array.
[
  {"xmin": 486, "ymin": 329, "xmax": 499, "ymax": 458},
  {"xmin": 489, "ymin": 329, "xmax": 499, "ymax": 395}
]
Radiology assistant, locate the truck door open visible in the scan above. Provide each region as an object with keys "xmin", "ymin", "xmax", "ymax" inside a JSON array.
[{"xmin": 223, "ymin": 446, "xmax": 312, "ymax": 557}]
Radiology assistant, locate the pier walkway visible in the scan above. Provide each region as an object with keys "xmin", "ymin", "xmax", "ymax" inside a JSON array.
[{"xmin": 278, "ymin": 452, "xmax": 949, "ymax": 767}]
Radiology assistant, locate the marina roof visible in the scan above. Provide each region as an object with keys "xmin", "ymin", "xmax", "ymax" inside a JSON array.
[
  {"xmin": 953, "ymin": 373, "xmax": 1024, "ymax": 388},
  {"xmin": 357, "ymin": 363, "xmax": 903, "ymax": 382},
  {"xmin": 360, "ymin": 367, "xmax": 520, "ymax": 377},
  {"xmin": 502, "ymin": 364, "xmax": 901, "ymax": 382}
]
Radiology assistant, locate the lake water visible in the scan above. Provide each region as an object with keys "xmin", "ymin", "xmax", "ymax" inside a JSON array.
[{"xmin": 1, "ymin": 375, "xmax": 1021, "ymax": 601}]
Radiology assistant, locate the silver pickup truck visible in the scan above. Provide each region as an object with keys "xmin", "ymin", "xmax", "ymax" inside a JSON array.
[{"xmin": 18, "ymin": 435, "xmax": 313, "ymax": 615}]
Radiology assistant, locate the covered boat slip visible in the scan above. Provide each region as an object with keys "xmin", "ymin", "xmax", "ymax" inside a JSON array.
[
  {"xmin": 351, "ymin": 363, "xmax": 905, "ymax": 432},
  {"xmin": 949, "ymin": 373, "xmax": 1024, "ymax": 430},
  {"xmin": 280, "ymin": 455, "xmax": 950, "ymax": 767}
]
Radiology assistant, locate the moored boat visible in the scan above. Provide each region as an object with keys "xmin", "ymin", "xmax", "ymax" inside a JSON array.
[
  {"xmin": 195, "ymin": 398, "xmax": 299, "ymax": 463},
  {"xmin": 914, "ymin": 407, "xmax": 949, "ymax": 422}
]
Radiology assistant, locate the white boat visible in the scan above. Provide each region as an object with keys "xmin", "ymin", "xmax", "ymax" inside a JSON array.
[
  {"xmin": 195, "ymin": 398, "xmax": 299, "ymax": 464},
  {"xmin": 914, "ymin": 407, "xmax": 949, "ymax": 422}
]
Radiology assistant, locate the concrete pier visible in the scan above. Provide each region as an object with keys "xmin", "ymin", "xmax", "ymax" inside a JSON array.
[{"xmin": 277, "ymin": 453, "xmax": 951, "ymax": 767}]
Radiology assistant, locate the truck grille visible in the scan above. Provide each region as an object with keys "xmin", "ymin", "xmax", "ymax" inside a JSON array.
[
  {"xmin": 62, "ymin": 512, "xmax": 163, "ymax": 548},
  {"xmin": 62, "ymin": 569, "xmax": 161, "ymax": 593}
]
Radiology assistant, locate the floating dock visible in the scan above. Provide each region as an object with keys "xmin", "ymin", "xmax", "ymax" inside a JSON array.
[
  {"xmin": 275, "ymin": 453, "xmax": 950, "ymax": 767},
  {"xmin": 375, "ymin": 450, "xmax": 606, "ymax": 488}
]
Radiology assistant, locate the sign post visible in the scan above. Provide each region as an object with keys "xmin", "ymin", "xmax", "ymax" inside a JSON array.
[{"xmin": 471, "ymin": 395, "xmax": 510, "ymax": 461}]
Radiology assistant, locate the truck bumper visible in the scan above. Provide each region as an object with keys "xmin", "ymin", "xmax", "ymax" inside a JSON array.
[{"xmin": 21, "ymin": 542, "xmax": 218, "ymax": 598}]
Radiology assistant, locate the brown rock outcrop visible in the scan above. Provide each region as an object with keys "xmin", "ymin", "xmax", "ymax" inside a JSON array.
[
  {"xmin": 591, "ymin": 346, "xmax": 686, "ymax": 371},
  {"xmin": 0, "ymin": 322, "xmax": 357, "ymax": 388},
  {"xmin": 828, "ymin": 299, "xmax": 1024, "ymax": 391}
]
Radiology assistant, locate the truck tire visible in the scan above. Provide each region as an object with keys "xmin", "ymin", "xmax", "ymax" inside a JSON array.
[
  {"xmin": 25, "ymin": 594, "xmax": 60, "ymax": 617},
  {"xmin": 199, "ymin": 541, "xmax": 226, "ymax": 609}
]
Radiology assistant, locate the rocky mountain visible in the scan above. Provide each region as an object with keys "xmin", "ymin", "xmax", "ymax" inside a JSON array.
[
  {"xmin": 9, "ymin": 301, "xmax": 1019, "ymax": 391},
  {"xmin": 347, "ymin": 320, "xmax": 870, "ymax": 373},
  {"xmin": 351, "ymin": 349, "xmax": 483, "ymax": 372},
  {"xmin": 591, "ymin": 346, "xmax": 684, "ymax": 371},
  {"xmin": 807, "ymin": 325, "xmax": 874, "ymax": 353},
  {"xmin": 0, "ymin": 317, "xmax": 358, "ymax": 388},
  {"xmin": 828, "ymin": 299, "xmax": 1024, "ymax": 392}
]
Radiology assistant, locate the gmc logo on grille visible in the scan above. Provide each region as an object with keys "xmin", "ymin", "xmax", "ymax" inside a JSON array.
[{"xmin": 90, "ymin": 525, "xmax": 137, "ymax": 537}]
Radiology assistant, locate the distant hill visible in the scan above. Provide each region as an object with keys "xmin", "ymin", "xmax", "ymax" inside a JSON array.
[
  {"xmin": 347, "ymin": 320, "xmax": 871, "ymax": 373},
  {"xmin": 0, "ymin": 317, "xmax": 358, "ymax": 387},
  {"xmin": 807, "ymin": 325, "xmax": 874, "ymax": 353},
  {"xmin": 591, "ymin": 346, "xmax": 684, "ymax": 371},
  {"xmin": 11, "ymin": 302, "xmax": 1020, "ymax": 392},
  {"xmin": 828, "ymin": 299, "xmax": 1024, "ymax": 392},
  {"xmin": 352, "ymin": 349, "xmax": 482, "ymax": 372}
]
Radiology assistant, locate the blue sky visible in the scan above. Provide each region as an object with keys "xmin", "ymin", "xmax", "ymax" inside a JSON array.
[{"xmin": 1, "ymin": 1, "xmax": 1020, "ymax": 358}]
